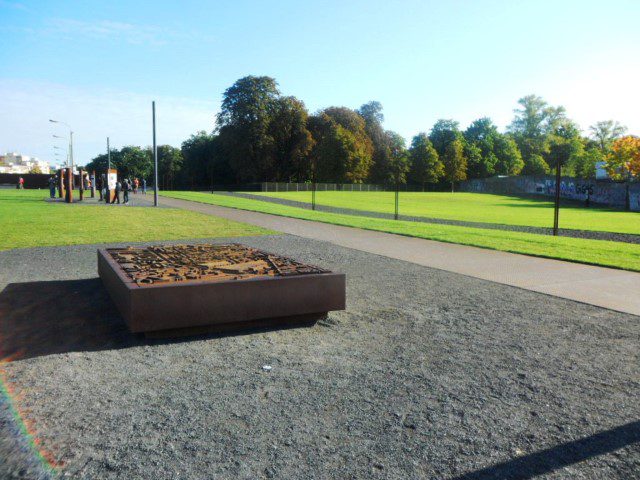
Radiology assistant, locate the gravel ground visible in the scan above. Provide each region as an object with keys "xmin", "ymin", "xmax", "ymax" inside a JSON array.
[
  {"xmin": 223, "ymin": 192, "xmax": 640, "ymax": 244},
  {"xmin": 1, "ymin": 235, "xmax": 639, "ymax": 479}
]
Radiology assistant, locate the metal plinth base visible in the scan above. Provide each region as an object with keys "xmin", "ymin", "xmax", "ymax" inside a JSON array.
[{"xmin": 98, "ymin": 244, "xmax": 345, "ymax": 336}]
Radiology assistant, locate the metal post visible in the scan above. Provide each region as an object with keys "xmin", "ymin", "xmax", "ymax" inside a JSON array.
[
  {"xmin": 553, "ymin": 160, "xmax": 561, "ymax": 236},
  {"xmin": 312, "ymin": 160, "xmax": 317, "ymax": 210},
  {"xmin": 395, "ymin": 182, "xmax": 399, "ymax": 220},
  {"xmin": 152, "ymin": 101, "xmax": 158, "ymax": 207},
  {"xmin": 107, "ymin": 137, "xmax": 111, "ymax": 170}
]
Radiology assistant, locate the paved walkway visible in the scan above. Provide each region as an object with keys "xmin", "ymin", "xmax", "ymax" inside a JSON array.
[{"xmin": 156, "ymin": 195, "xmax": 640, "ymax": 316}]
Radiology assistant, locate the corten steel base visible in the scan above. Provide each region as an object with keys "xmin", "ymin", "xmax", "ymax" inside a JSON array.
[{"xmin": 98, "ymin": 244, "xmax": 345, "ymax": 336}]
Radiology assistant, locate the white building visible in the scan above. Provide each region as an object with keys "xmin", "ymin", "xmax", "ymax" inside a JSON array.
[{"xmin": 0, "ymin": 152, "xmax": 51, "ymax": 174}]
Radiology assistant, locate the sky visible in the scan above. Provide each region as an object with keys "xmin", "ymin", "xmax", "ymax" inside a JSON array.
[{"xmin": 1, "ymin": 0, "xmax": 639, "ymax": 167}]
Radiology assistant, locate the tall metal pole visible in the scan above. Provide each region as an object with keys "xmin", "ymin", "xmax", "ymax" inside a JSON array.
[
  {"xmin": 553, "ymin": 160, "xmax": 561, "ymax": 236},
  {"xmin": 311, "ymin": 159, "xmax": 316, "ymax": 211},
  {"xmin": 153, "ymin": 101, "xmax": 158, "ymax": 207},
  {"xmin": 107, "ymin": 137, "xmax": 111, "ymax": 170}
]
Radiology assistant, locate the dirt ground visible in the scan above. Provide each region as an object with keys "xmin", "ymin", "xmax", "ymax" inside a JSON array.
[{"xmin": 1, "ymin": 235, "xmax": 638, "ymax": 479}]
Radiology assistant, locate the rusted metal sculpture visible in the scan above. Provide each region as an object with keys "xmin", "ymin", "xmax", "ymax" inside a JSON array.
[
  {"xmin": 98, "ymin": 244, "xmax": 346, "ymax": 336},
  {"xmin": 109, "ymin": 244, "xmax": 329, "ymax": 285}
]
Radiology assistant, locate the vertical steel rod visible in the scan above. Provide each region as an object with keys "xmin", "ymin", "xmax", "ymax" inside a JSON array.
[
  {"xmin": 107, "ymin": 137, "xmax": 111, "ymax": 170},
  {"xmin": 153, "ymin": 101, "xmax": 158, "ymax": 207},
  {"xmin": 553, "ymin": 160, "xmax": 561, "ymax": 236}
]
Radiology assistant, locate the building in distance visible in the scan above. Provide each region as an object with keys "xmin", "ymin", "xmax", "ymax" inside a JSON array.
[{"xmin": 0, "ymin": 152, "xmax": 51, "ymax": 174}]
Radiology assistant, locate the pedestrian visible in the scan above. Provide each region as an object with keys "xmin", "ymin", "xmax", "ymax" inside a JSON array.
[
  {"xmin": 123, "ymin": 179, "xmax": 130, "ymax": 204},
  {"xmin": 96, "ymin": 175, "xmax": 103, "ymax": 201},
  {"xmin": 133, "ymin": 177, "xmax": 139, "ymax": 194},
  {"xmin": 142, "ymin": 178, "xmax": 147, "ymax": 194},
  {"xmin": 112, "ymin": 180, "xmax": 122, "ymax": 204},
  {"xmin": 18, "ymin": 177, "xmax": 24, "ymax": 189},
  {"xmin": 48, "ymin": 176, "xmax": 56, "ymax": 198}
]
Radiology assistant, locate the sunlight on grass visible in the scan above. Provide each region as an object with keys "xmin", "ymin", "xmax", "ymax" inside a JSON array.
[
  {"xmin": 251, "ymin": 191, "xmax": 640, "ymax": 235},
  {"xmin": 0, "ymin": 190, "xmax": 272, "ymax": 250},
  {"xmin": 163, "ymin": 191, "xmax": 640, "ymax": 272}
]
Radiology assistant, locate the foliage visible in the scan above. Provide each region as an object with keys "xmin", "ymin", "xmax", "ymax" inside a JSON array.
[
  {"xmin": 522, "ymin": 154, "xmax": 550, "ymax": 175},
  {"xmin": 309, "ymin": 107, "xmax": 373, "ymax": 182},
  {"xmin": 493, "ymin": 135, "xmax": 524, "ymax": 175},
  {"xmin": 386, "ymin": 131, "xmax": 410, "ymax": 184},
  {"xmin": 572, "ymin": 147, "xmax": 602, "ymax": 179},
  {"xmin": 408, "ymin": 133, "xmax": 443, "ymax": 187},
  {"xmin": 606, "ymin": 136, "xmax": 640, "ymax": 180},
  {"xmin": 442, "ymin": 138, "xmax": 467, "ymax": 190},
  {"xmin": 358, "ymin": 101, "xmax": 391, "ymax": 183},
  {"xmin": 589, "ymin": 120, "xmax": 627, "ymax": 152}
]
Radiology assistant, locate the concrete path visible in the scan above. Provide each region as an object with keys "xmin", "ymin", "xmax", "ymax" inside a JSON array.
[{"xmin": 156, "ymin": 195, "xmax": 640, "ymax": 317}]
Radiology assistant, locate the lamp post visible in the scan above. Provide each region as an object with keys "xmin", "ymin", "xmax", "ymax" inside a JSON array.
[{"xmin": 50, "ymin": 119, "xmax": 74, "ymax": 173}]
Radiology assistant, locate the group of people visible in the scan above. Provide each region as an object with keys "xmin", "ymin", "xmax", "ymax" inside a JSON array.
[{"xmin": 100, "ymin": 176, "xmax": 147, "ymax": 204}]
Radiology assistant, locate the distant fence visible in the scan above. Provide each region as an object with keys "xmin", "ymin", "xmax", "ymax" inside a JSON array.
[
  {"xmin": 461, "ymin": 175, "xmax": 640, "ymax": 211},
  {"xmin": 261, "ymin": 182, "xmax": 390, "ymax": 192}
]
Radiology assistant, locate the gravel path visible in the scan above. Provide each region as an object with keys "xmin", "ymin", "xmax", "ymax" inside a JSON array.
[
  {"xmin": 223, "ymin": 192, "xmax": 640, "ymax": 244},
  {"xmin": 1, "ymin": 235, "xmax": 639, "ymax": 479}
]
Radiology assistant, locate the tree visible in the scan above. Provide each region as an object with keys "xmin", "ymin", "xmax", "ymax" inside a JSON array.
[
  {"xmin": 216, "ymin": 75, "xmax": 280, "ymax": 182},
  {"xmin": 508, "ymin": 95, "xmax": 567, "ymax": 163},
  {"xmin": 119, "ymin": 146, "xmax": 152, "ymax": 180},
  {"xmin": 268, "ymin": 96, "xmax": 314, "ymax": 182},
  {"xmin": 28, "ymin": 165, "xmax": 42, "ymax": 174},
  {"xmin": 181, "ymin": 131, "xmax": 217, "ymax": 188},
  {"xmin": 309, "ymin": 108, "xmax": 373, "ymax": 183},
  {"xmin": 155, "ymin": 145, "xmax": 183, "ymax": 190},
  {"xmin": 385, "ymin": 131, "xmax": 409, "ymax": 185},
  {"xmin": 493, "ymin": 135, "xmax": 524, "ymax": 175},
  {"xmin": 358, "ymin": 101, "xmax": 391, "ymax": 183},
  {"xmin": 464, "ymin": 141, "xmax": 491, "ymax": 178},
  {"xmin": 573, "ymin": 147, "xmax": 602, "ymax": 179},
  {"xmin": 429, "ymin": 119, "xmax": 462, "ymax": 157},
  {"xmin": 589, "ymin": 120, "xmax": 627, "ymax": 152},
  {"xmin": 606, "ymin": 136, "xmax": 640, "ymax": 180},
  {"xmin": 522, "ymin": 154, "xmax": 550, "ymax": 175},
  {"xmin": 408, "ymin": 133, "xmax": 443, "ymax": 189},
  {"xmin": 442, "ymin": 138, "xmax": 467, "ymax": 192}
]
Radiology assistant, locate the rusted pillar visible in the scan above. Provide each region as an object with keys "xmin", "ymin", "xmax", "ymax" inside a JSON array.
[
  {"xmin": 79, "ymin": 168, "xmax": 84, "ymax": 201},
  {"xmin": 65, "ymin": 167, "xmax": 73, "ymax": 203}
]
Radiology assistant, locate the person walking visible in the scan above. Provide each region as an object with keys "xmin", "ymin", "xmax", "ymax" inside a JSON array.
[
  {"xmin": 112, "ymin": 180, "xmax": 122, "ymax": 204},
  {"xmin": 133, "ymin": 177, "xmax": 139, "ymax": 194},
  {"xmin": 18, "ymin": 177, "xmax": 24, "ymax": 189},
  {"xmin": 96, "ymin": 175, "xmax": 103, "ymax": 201},
  {"xmin": 123, "ymin": 179, "xmax": 130, "ymax": 204},
  {"xmin": 48, "ymin": 176, "xmax": 56, "ymax": 198},
  {"xmin": 142, "ymin": 178, "xmax": 147, "ymax": 194}
]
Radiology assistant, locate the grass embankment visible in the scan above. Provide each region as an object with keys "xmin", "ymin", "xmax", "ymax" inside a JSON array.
[
  {"xmin": 162, "ymin": 191, "xmax": 640, "ymax": 272},
  {"xmin": 0, "ymin": 190, "xmax": 272, "ymax": 250},
  {"xmin": 252, "ymin": 191, "xmax": 640, "ymax": 235}
]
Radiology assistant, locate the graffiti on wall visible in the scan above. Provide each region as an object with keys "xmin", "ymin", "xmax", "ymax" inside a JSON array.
[{"xmin": 462, "ymin": 175, "xmax": 640, "ymax": 211}]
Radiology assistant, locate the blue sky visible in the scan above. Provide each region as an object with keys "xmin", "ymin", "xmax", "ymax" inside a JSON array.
[{"xmin": 1, "ymin": 0, "xmax": 639, "ymax": 166}]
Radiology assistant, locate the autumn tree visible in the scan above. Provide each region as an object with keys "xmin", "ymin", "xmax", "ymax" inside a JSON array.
[
  {"xmin": 606, "ymin": 136, "xmax": 640, "ymax": 210},
  {"xmin": 309, "ymin": 107, "xmax": 373, "ymax": 183}
]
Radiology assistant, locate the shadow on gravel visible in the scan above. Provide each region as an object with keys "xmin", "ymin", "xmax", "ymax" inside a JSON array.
[
  {"xmin": 0, "ymin": 279, "xmax": 140, "ymax": 361},
  {"xmin": 453, "ymin": 420, "xmax": 640, "ymax": 479},
  {"xmin": 0, "ymin": 279, "xmax": 318, "ymax": 362}
]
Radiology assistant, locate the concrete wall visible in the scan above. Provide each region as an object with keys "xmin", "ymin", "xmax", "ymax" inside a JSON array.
[{"xmin": 461, "ymin": 175, "xmax": 640, "ymax": 211}]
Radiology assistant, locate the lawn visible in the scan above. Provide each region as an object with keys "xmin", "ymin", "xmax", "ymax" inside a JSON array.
[
  {"xmin": 250, "ymin": 191, "xmax": 640, "ymax": 235},
  {"xmin": 162, "ymin": 191, "xmax": 640, "ymax": 272},
  {"xmin": 0, "ymin": 190, "xmax": 272, "ymax": 250}
]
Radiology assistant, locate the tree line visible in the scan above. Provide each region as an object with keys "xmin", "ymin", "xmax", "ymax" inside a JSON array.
[{"xmin": 86, "ymin": 75, "xmax": 638, "ymax": 190}]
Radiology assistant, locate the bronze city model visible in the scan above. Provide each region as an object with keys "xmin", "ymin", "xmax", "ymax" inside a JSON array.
[{"xmin": 98, "ymin": 244, "xmax": 346, "ymax": 336}]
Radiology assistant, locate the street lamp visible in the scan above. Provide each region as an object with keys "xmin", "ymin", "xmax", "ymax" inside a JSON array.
[{"xmin": 49, "ymin": 119, "xmax": 74, "ymax": 173}]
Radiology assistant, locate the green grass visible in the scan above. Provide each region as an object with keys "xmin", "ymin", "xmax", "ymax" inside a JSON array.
[
  {"xmin": 162, "ymin": 191, "xmax": 640, "ymax": 272},
  {"xmin": 250, "ymin": 191, "xmax": 640, "ymax": 235},
  {"xmin": 0, "ymin": 189, "xmax": 272, "ymax": 251}
]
